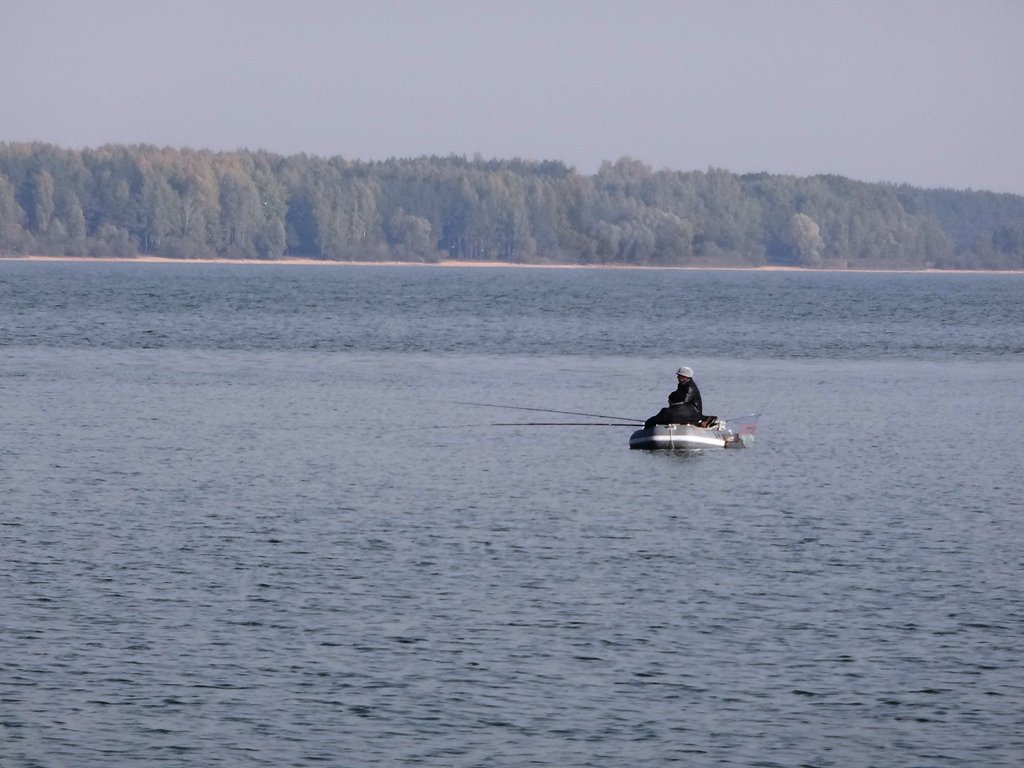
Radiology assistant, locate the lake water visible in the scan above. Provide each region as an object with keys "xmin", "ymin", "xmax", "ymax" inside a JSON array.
[{"xmin": 2, "ymin": 262, "xmax": 1023, "ymax": 767}]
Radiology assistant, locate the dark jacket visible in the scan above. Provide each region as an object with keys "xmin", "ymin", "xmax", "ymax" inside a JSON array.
[
  {"xmin": 644, "ymin": 378, "xmax": 703, "ymax": 429},
  {"xmin": 668, "ymin": 379, "xmax": 702, "ymax": 414}
]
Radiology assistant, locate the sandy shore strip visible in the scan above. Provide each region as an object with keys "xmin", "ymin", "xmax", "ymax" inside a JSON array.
[{"xmin": 0, "ymin": 254, "xmax": 1021, "ymax": 275}]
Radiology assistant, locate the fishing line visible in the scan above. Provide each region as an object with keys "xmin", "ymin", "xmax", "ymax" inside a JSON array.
[
  {"xmin": 720, "ymin": 412, "xmax": 761, "ymax": 422},
  {"xmin": 450, "ymin": 400, "xmax": 645, "ymax": 423}
]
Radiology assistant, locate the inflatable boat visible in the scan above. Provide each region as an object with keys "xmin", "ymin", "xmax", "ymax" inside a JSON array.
[{"xmin": 628, "ymin": 416, "xmax": 758, "ymax": 450}]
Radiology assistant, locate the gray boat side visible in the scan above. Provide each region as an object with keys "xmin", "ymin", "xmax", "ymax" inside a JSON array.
[{"xmin": 628, "ymin": 422, "xmax": 745, "ymax": 450}]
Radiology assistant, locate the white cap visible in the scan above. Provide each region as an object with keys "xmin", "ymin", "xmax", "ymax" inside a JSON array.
[{"xmin": 676, "ymin": 366, "xmax": 693, "ymax": 378}]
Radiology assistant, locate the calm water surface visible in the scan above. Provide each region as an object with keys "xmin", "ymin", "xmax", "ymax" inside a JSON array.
[{"xmin": 2, "ymin": 263, "xmax": 1023, "ymax": 766}]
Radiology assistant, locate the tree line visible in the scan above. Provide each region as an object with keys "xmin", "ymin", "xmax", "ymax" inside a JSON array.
[{"xmin": 1, "ymin": 142, "xmax": 1023, "ymax": 269}]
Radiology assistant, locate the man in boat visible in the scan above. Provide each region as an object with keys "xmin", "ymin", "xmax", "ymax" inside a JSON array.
[{"xmin": 644, "ymin": 366, "xmax": 703, "ymax": 429}]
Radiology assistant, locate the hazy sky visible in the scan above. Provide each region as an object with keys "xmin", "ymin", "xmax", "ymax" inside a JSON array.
[{"xmin": 2, "ymin": 0, "xmax": 1022, "ymax": 193}]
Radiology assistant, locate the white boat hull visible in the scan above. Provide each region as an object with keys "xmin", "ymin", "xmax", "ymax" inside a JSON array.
[{"xmin": 629, "ymin": 422, "xmax": 749, "ymax": 450}]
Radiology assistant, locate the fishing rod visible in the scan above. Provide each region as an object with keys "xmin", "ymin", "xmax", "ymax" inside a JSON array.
[
  {"xmin": 488, "ymin": 421, "xmax": 642, "ymax": 427},
  {"xmin": 451, "ymin": 400, "xmax": 645, "ymax": 424},
  {"xmin": 423, "ymin": 421, "xmax": 641, "ymax": 430}
]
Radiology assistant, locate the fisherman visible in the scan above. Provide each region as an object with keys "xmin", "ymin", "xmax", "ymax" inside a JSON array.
[{"xmin": 644, "ymin": 366, "xmax": 703, "ymax": 429}]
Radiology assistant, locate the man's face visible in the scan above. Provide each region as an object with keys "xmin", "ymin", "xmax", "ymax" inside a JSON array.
[{"xmin": 677, "ymin": 374, "xmax": 689, "ymax": 383}]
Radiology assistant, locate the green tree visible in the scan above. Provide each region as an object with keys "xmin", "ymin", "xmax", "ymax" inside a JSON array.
[
  {"xmin": 0, "ymin": 173, "xmax": 29, "ymax": 251},
  {"xmin": 59, "ymin": 190, "xmax": 87, "ymax": 254},
  {"xmin": 217, "ymin": 169, "xmax": 262, "ymax": 258},
  {"xmin": 140, "ymin": 169, "xmax": 178, "ymax": 253},
  {"xmin": 252, "ymin": 168, "xmax": 287, "ymax": 259},
  {"xmin": 789, "ymin": 213, "xmax": 824, "ymax": 266},
  {"xmin": 32, "ymin": 170, "xmax": 56, "ymax": 234}
]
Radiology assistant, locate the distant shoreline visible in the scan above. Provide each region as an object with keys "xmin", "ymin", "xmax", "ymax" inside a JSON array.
[{"xmin": 1, "ymin": 254, "xmax": 1021, "ymax": 275}]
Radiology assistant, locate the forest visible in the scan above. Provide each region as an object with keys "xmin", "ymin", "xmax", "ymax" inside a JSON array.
[{"xmin": 1, "ymin": 142, "xmax": 1023, "ymax": 269}]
